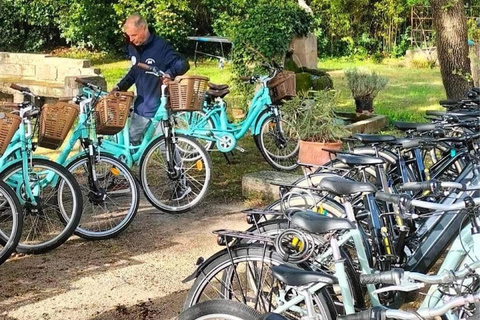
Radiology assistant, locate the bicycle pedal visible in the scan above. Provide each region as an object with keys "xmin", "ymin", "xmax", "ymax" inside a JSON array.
[{"xmin": 235, "ymin": 146, "xmax": 245, "ymax": 152}]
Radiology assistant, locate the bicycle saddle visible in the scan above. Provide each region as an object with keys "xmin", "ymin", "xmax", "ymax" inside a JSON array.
[{"xmin": 272, "ymin": 264, "xmax": 338, "ymax": 286}]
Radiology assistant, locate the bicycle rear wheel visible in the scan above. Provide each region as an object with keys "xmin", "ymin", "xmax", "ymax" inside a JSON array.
[
  {"xmin": 0, "ymin": 159, "xmax": 83, "ymax": 254},
  {"xmin": 0, "ymin": 180, "xmax": 23, "ymax": 264}
]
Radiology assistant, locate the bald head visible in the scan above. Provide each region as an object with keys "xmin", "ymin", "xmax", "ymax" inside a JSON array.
[{"xmin": 124, "ymin": 14, "xmax": 150, "ymax": 46}]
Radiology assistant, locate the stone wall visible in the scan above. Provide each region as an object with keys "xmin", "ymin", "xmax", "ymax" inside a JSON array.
[{"xmin": 0, "ymin": 52, "xmax": 106, "ymax": 102}]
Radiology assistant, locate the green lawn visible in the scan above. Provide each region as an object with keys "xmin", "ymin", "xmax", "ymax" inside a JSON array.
[
  {"xmin": 93, "ymin": 57, "xmax": 446, "ymax": 202},
  {"xmin": 319, "ymin": 58, "xmax": 445, "ymax": 123}
]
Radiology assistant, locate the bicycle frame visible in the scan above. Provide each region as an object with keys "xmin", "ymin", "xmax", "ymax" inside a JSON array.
[{"xmin": 176, "ymin": 83, "xmax": 273, "ymax": 152}]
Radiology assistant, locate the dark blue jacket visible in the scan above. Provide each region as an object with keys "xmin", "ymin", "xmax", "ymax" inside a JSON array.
[{"xmin": 117, "ymin": 33, "xmax": 190, "ymax": 118}]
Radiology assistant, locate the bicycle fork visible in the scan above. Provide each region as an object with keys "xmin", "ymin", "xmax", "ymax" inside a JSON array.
[{"xmin": 82, "ymin": 139, "xmax": 106, "ymax": 204}]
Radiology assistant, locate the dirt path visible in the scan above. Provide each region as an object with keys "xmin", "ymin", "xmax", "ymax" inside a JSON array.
[{"xmin": 0, "ymin": 200, "xmax": 251, "ymax": 320}]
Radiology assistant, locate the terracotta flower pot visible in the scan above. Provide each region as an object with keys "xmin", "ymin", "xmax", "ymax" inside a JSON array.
[
  {"xmin": 299, "ymin": 140, "xmax": 343, "ymax": 173},
  {"xmin": 231, "ymin": 108, "xmax": 245, "ymax": 119}
]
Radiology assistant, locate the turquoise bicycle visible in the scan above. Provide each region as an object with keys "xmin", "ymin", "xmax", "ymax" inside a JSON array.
[
  {"xmin": 75, "ymin": 65, "xmax": 212, "ymax": 213},
  {"xmin": 0, "ymin": 85, "xmax": 83, "ymax": 254},
  {"xmin": 45, "ymin": 87, "xmax": 140, "ymax": 240},
  {"xmin": 175, "ymin": 64, "xmax": 299, "ymax": 171}
]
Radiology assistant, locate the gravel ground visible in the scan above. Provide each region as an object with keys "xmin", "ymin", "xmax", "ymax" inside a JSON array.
[{"xmin": 0, "ymin": 200, "xmax": 250, "ymax": 320}]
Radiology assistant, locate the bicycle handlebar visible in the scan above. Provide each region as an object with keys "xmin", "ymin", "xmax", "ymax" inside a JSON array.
[
  {"xmin": 74, "ymin": 78, "xmax": 102, "ymax": 92},
  {"xmin": 10, "ymin": 83, "xmax": 30, "ymax": 92}
]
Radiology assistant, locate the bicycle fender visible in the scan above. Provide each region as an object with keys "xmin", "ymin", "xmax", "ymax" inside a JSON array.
[
  {"xmin": 182, "ymin": 246, "xmax": 234, "ymax": 283},
  {"xmin": 253, "ymin": 111, "xmax": 273, "ymax": 135}
]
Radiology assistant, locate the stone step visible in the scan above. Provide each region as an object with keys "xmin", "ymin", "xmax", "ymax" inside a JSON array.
[{"xmin": 242, "ymin": 170, "xmax": 303, "ymax": 201}]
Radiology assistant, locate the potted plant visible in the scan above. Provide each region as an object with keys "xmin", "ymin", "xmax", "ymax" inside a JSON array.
[
  {"xmin": 345, "ymin": 68, "xmax": 388, "ymax": 113},
  {"xmin": 283, "ymin": 90, "xmax": 350, "ymax": 170}
]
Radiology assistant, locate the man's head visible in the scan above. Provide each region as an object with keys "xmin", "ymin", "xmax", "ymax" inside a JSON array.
[{"xmin": 123, "ymin": 14, "xmax": 150, "ymax": 46}]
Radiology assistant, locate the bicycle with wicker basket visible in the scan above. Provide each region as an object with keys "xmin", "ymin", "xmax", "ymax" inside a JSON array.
[
  {"xmin": 30, "ymin": 80, "xmax": 141, "ymax": 241},
  {"xmin": 0, "ymin": 84, "xmax": 84, "ymax": 254},
  {"xmin": 175, "ymin": 62, "xmax": 299, "ymax": 171},
  {"xmin": 76, "ymin": 63, "xmax": 212, "ymax": 214}
]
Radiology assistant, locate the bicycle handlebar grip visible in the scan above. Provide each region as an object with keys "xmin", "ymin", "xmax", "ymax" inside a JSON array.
[
  {"xmin": 239, "ymin": 76, "xmax": 251, "ymax": 81},
  {"xmin": 398, "ymin": 180, "xmax": 438, "ymax": 192},
  {"xmin": 10, "ymin": 83, "xmax": 29, "ymax": 92},
  {"xmin": 75, "ymin": 78, "xmax": 90, "ymax": 85},
  {"xmin": 136, "ymin": 62, "xmax": 153, "ymax": 71},
  {"xmin": 375, "ymin": 191, "xmax": 401, "ymax": 203},
  {"xmin": 57, "ymin": 96, "xmax": 73, "ymax": 102},
  {"xmin": 360, "ymin": 269, "xmax": 404, "ymax": 285}
]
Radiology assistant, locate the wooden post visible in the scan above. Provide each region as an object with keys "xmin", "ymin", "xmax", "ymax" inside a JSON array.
[{"xmin": 471, "ymin": 43, "xmax": 480, "ymax": 87}]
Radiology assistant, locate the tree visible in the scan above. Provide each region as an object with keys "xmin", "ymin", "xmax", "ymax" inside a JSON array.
[{"xmin": 430, "ymin": 0, "xmax": 473, "ymax": 98}]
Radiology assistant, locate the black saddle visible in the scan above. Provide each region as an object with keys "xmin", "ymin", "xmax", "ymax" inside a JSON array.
[
  {"xmin": 292, "ymin": 211, "xmax": 355, "ymax": 234},
  {"xmin": 208, "ymin": 82, "xmax": 229, "ymax": 91},
  {"xmin": 352, "ymin": 134, "xmax": 396, "ymax": 144},
  {"xmin": 319, "ymin": 176, "xmax": 377, "ymax": 196},
  {"xmin": 272, "ymin": 264, "xmax": 338, "ymax": 287},
  {"xmin": 336, "ymin": 153, "xmax": 385, "ymax": 166},
  {"xmin": 206, "ymin": 88, "xmax": 230, "ymax": 98}
]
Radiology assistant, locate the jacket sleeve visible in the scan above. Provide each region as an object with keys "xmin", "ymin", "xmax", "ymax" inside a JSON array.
[
  {"xmin": 116, "ymin": 67, "xmax": 136, "ymax": 91},
  {"xmin": 161, "ymin": 41, "xmax": 190, "ymax": 78}
]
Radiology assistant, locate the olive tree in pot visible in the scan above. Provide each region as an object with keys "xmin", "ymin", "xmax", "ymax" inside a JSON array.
[
  {"xmin": 283, "ymin": 90, "xmax": 350, "ymax": 171},
  {"xmin": 345, "ymin": 68, "xmax": 388, "ymax": 113}
]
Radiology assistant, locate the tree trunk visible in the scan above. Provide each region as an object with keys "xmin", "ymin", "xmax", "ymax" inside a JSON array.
[{"xmin": 430, "ymin": 0, "xmax": 473, "ymax": 99}]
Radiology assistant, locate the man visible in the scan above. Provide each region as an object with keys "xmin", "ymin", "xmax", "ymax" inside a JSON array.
[
  {"xmin": 114, "ymin": 14, "xmax": 191, "ymax": 200},
  {"xmin": 114, "ymin": 14, "xmax": 190, "ymax": 144}
]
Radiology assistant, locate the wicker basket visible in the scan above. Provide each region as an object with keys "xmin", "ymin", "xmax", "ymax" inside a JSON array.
[
  {"xmin": 95, "ymin": 91, "xmax": 134, "ymax": 135},
  {"xmin": 268, "ymin": 71, "xmax": 296, "ymax": 104},
  {"xmin": 0, "ymin": 112, "xmax": 21, "ymax": 155},
  {"xmin": 168, "ymin": 76, "xmax": 209, "ymax": 112},
  {"xmin": 38, "ymin": 102, "xmax": 80, "ymax": 149}
]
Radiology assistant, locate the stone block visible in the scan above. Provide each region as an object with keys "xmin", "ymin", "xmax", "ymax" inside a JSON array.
[
  {"xmin": 36, "ymin": 65, "xmax": 58, "ymax": 82},
  {"xmin": 20, "ymin": 65, "xmax": 36, "ymax": 78},
  {"xmin": 289, "ymin": 34, "xmax": 318, "ymax": 70},
  {"xmin": 1, "ymin": 64, "xmax": 22, "ymax": 76},
  {"xmin": 242, "ymin": 170, "xmax": 303, "ymax": 201}
]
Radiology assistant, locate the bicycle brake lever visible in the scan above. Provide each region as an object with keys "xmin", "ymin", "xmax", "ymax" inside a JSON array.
[{"xmin": 372, "ymin": 283, "xmax": 424, "ymax": 294}]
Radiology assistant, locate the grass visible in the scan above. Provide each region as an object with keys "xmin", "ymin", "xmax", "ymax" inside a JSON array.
[
  {"xmin": 92, "ymin": 57, "xmax": 445, "ymax": 202},
  {"xmin": 320, "ymin": 57, "xmax": 445, "ymax": 123}
]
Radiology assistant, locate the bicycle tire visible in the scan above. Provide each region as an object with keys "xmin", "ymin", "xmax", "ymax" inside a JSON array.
[
  {"xmin": 0, "ymin": 180, "xmax": 23, "ymax": 264},
  {"xmin": 0, "ymin": 158, "xmax": 83, "ymax": 254},
  {"xmin": 179, "ymin": 300, "xmax": 264, "ymax": 320},
  {"xmin": 66, "ymin": 154, "xmax": 140, "ymax": 240},
  {"xmin": 254, "ymin": 113, "xmax": 299, "ymax": 172},
  {"xmin": 139, "ymin": 134, "xmax": 212, "ymax": 213}
]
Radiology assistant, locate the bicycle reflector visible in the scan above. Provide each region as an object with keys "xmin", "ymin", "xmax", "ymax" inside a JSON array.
[{"xmin": 110, "ymin": 168, "xmax": 121, "ymax": 176}]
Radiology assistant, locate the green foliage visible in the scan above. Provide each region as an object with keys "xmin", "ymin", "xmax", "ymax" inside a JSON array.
[
  {"xmin": 113, "ymin": 0, "xmax": 195, "ymax": 52},
  {"xmin": 57, "ymin": 0, "xmax": 121, "ymax": 52},
  {"xmin": 345, "ymin": 68, "xmax": 389, "ymax": 99},
  {"xmin": 0, "ymin": 0, "xmax": 62, "ymax": 52},
  {"xmin": 371, "ymin": 52, "xmax": 385, "ymax": 64},
  {"xmin": 230, "ymin": 1, "xmax": 314, "ymax": 76},
  {"xmin": 283, "ymin": 90, "xmax": 350, "ymax": 143},
  {"xmin": 468, "ymin": 18, "xmax": 480, "ymax": 42}
]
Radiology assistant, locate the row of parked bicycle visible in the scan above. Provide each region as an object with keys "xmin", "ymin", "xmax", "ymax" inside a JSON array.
[
  {"xmin": 0, "ymin": 61, "xmax": 298, "ymax": 263},
  {"xmin": 177, "ymin": 87, "xmax": 480, "ymax": 319}
]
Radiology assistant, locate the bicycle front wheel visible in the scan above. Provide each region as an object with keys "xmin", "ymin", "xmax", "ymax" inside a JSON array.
[
  {"xmin": 140, "ymin": 134, "xmax": 212, "ymax": 213},
  {"xmin": 254, "ymin": 115, "xmax": 299, "ymax": 172},
  {"xmin": 0, "ymin": 159, "xmax": 83, "ymax": 254},
  {"xmin": 0, "ymin": 180, "xmax": 23, "ymax": 264},
  {"xmin": 66, "ymin": 154, "xmax": 140, "ymax": 240}
]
